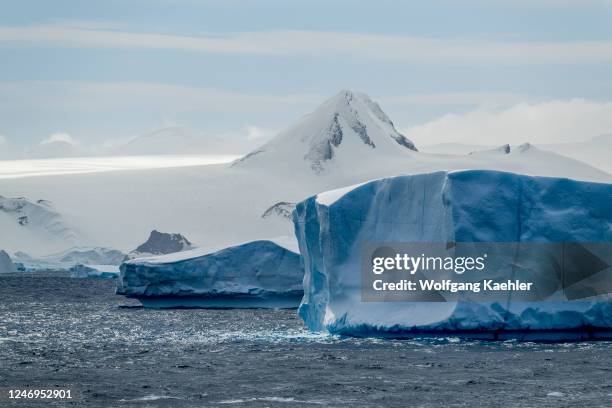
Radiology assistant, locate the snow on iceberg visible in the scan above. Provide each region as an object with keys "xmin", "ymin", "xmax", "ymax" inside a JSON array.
[
  {"xmin": 70, "ymin": 264, "xmax": 120, "ymax": 279},
  {"xmin": 293, "ymin": 170, "xmax": 612, "ymax": 340},
  {"xmin": 116, "ymin": 237, "xmax": 304, "ymax": 309}
]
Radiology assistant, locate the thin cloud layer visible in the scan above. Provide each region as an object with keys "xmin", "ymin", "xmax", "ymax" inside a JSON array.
[
  {"xmin": 0, "ymin": 81, "xmax": 320, "ymax": 113},
  {"xmin": 404, "ymin": 99, "xmax": 612, "ymax": 146},
  {"xmin": 1, "ymin": 24, "xmax": 612, "ymax": 64}
]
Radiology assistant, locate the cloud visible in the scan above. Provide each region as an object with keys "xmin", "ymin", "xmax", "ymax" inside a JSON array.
[
  {"xmin": 0, "ymin": 81, "xmax": 554, "ymax": 116},
  {"xmin": 243, "ymin": 125, "xmax": 275, "ymax": 141},
  {"xmin": 47, "ymin": 19, "xmax": 127, "ymax": 30},
  {"xmin": 443, "ymin": 0, "xmax": 612, "ymax": 6},
  {"xmin": 41, "ymin": 132, "xmax": 76, "ymax": 145},
  {"xmin": 403, "ymin": 99, "xmax": 612, "ymax": 146},
  {"xmin": 475, "ymin": 0, "xmax": 612, "ymax": 6},
  {"xmin": 382, "ymin": 92, "xmax": 532, "ymax": 108},
  {"xmin": 0, "ymin": 134, "xmax": 7, "ymax": 144},
  {"xmin": 0, "ymin": 81, "xmax": 321, "ymax": 113},
  {"xmin": 1, "ymin": 24, "xmax": 612, "ymax": 64}
]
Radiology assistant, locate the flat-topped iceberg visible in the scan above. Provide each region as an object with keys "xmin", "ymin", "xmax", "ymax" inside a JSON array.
[
  {"xmin": 70, "ymin": 264, "xmax": 120, "ymax": 279},
  {"xmin": 293, "ymin": 170, "xmax": 612, "ymax": 340},
  {"xmin": 116, "ymin": 237, "xmax": 304, "ymax": 309}
]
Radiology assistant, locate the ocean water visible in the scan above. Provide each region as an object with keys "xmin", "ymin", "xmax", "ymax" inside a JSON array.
[{"xmin": 1, "ymin": 272, "xmax": 611, "ymax": 407}]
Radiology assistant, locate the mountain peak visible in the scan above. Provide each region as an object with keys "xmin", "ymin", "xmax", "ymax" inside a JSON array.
[
  {"xmin": 326, "ymin": 89, "xmax": 366, "ymax": 107},
  {"xmin": 236, "ymin": 90, "xmax": 417, "ymax": 174},
  {"xmin": 133, "ymin": 230, "xmax": 193, "ymax": 256},
  {"xmin": 331, "ymin": 88, "xmax": 355, "ymax": 100}
]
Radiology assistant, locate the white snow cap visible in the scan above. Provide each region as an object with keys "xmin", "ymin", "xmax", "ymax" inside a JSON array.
[{"xmin": 235, "ymin": 90, "xmax": 417, "ymax": 173}]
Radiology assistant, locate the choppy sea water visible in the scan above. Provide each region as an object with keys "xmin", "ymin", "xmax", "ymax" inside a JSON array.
[{"xmin": 1, "ymin": 273, "xmax": 611, "ymax": 407}]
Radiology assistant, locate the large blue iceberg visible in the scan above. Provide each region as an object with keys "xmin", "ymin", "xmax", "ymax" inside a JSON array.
[
  {"xmin": 116, "ymin": 238, "xmax": 304, "ymax": 308},
  {"xmin": 293, "ymin": 170, "xmax": 612, "ymax": 340}
]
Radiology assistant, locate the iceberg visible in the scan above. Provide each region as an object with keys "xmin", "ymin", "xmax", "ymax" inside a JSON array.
[
  {"xmin": 70, "ymin": 264, "xmax": 120, "ymax": 279},
  {"xmin": 293, "ymin": 170, "xmax": 612, "ymax": 340},
  {"xmin": 12, "ymin": 247, "xmax": 125, "ymax": 272},
  {"xmin": 0, "ymin": 250, "xmax": 17, "ymax": 273},
  {"xmin": 116, "ymin": 237, "xmax": 304, "ymax": 309},
  {"xmin": 49, "ymin": 247, "xmax": 125, "ymax": 266}
]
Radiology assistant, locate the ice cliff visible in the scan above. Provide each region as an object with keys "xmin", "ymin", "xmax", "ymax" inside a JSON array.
[
  {"xmin": 293, "ymin": 170, "xmax": 612, "ymax": 340},
  {"xmin": 0, "ymin": 250, "xmax": 16, "ymax": 273},
  {"xmin": 116, "ymin": 238, "xmax": 304, "ymax": 308}
]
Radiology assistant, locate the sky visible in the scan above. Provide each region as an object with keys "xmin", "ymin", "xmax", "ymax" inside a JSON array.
[{"xmin": 1, "ymin": 0, "xmax": 612, "ymax": 155}]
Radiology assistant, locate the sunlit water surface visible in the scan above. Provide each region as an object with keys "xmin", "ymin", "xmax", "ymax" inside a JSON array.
[{"xmin": 0, "ymin": 273, "xmax": 610, "ymax": 407}]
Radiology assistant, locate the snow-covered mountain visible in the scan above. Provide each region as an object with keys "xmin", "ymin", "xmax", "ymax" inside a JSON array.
[
  {"xmin": 422, "ymin": 136, "xmax": 612, "ymax": 175},
  {"xmin": 114, "ymin": 126, "xmax": 249, "ymax": 156},
  {"xmin": 540, "ymin": 134, "xmax": 612, "ymax": 175},
  {"xmin": 419, "ymin": 143, "xmax": 495, "ymax": 155},
  {"xmin": 235, "ymin": 90, "xmax": 417, "ymax": 175},
  {"xmin": 129, "ymin": 230, "xmax": 193, "ymax": 258},
  {"xmin": 0, "ymin": 195, "xmax": 79, "ymax": 254},
  {"xmin": 24, "ymin": 140, "xmax": 85, "ymax": 159},
  {"xmin": 0, "ymin": 90, "xmax": 610, "ymax": 255}
]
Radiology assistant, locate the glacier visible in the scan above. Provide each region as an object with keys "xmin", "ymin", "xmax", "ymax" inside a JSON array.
[
  {"xmin": 293, "ymin": 170, "xmax": 612, "ymax": 340},
  {"xmin": 12, "ymin": 247, "xmax": 125, "ymax": 272},
  {"xmin": 116, "ymin": 238, "xmax": 304, "ymax": 308}
]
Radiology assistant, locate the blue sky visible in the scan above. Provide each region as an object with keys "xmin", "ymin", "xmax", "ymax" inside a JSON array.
[{"xmin": 1, "ymin": 0, "xmax": 612, "ymax": 152}]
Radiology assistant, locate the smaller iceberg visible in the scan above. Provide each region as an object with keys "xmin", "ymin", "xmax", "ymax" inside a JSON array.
[
  {"xmin": 0, "ymin": 250, "xmax": 17, "ymax": 273},
  {"xmin": 13, "ymin": 247, "xmax": 125, "ymax": 272},
  {"xmin": 70, "ymin": 264, "xmax": 120, "ymax": 280},
  {"xmin": 116, "ymin": 237, "xmax": 304, "ymax": 309}
]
